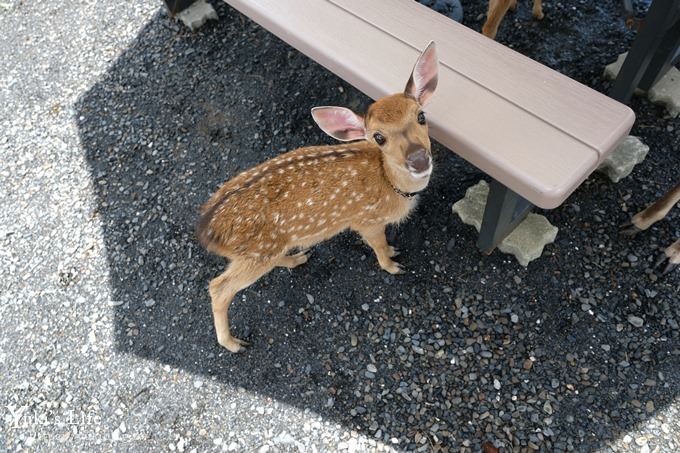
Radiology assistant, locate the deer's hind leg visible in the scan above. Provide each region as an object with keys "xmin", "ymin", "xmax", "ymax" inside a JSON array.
[
  {"xmin": 657, "ymin": 238, "xmax": 680, "ymax": 275},
  {"xmin": 533, "ymin": 0, "xmax": 544, "ymax": 20},
  {"xmin": 622, "ymin": 181, "xmax": 680, "ymax": 234},
  {"xmin": 209, "ymin": 256, "xmax": 276, "ymax": 353},
  {"xmin": 482, "ymin": 0, "xmax": 515, "ymax": 39}
]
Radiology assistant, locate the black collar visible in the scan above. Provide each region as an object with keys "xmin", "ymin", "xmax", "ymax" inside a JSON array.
[{"xmin": 390, "ymin": 183, "xmax": 422, "ymax": 199}]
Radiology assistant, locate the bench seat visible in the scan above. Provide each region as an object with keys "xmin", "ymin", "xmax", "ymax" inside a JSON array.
[{"xmin": 223, "ymin": 0, "xmax": 634, "ymax": 211}]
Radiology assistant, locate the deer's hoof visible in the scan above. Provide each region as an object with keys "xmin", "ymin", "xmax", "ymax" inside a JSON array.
[
  {"xmin": 219, "ymin": 336, "xmax": 249, "ymax": 353},
  {"xmin": 382, "ymin": 260, "xmax": 405, "ymax": 275},
  {"xmin": 656, "ymin": 252, "xmax": 679, "ymax": 276},
  {"xmin": 620, "ymin": 221, "xmax": 642, "ymax": 237}
]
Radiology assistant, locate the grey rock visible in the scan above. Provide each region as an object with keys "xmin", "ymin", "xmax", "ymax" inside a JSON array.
[
  {"xmin": 628, "ymin": 315, "xmax": 644, "ymax": 328},
  {"xmin": 597, "ymin": 136, "xmax": 649, "ymax": 183}
]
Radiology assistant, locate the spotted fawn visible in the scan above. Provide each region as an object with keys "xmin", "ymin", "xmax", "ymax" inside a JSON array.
[{"xmin": 197, "ymin": 42, "xmax": 439, "ymax": 352}]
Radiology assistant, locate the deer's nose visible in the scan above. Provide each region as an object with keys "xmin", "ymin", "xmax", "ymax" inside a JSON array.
[{"xmin": 406, "ymin": 149, "xmax": 431, "ymax": 173}]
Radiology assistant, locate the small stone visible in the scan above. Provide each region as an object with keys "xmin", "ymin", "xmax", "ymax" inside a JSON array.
[
  {"xmin": 144, "ymin": 299, "xmax": 156, "ymax": 308},
  {"xmin": 351, "ymin": 335, "xmax": 358, "ymax": 347},
  {"xmin": 646, "ymin": 400, "xmax": 654, "ymax": 413},
  {"xmin": 601, "ymin": 344, "xmax": 611, "ymax": 352},
  {"xmin": 523, "ymin": 359, "xmax": 533, "ymax": 370},
  {"xmin": 622, "ymin": 435, "xmax": 632, "ymax": 444},
  {"xmin": 543, "ymin": 401, "xmax": 553, "ymax": 415},
  {"xmin": 493, "ymin": 379, "xmax": 501, "ymax": 390},
  {"xmin": 193, "ymin": 380, "xmax": 203, "ymax": 388},
  {"xmin": 510, "ymin": 313, "xmax": 519, "ymax": 323},
  {"xmin": 367, "ymin": 364, "xmax": 377, "ymax": 373},
  {"xmin": 628, "ymin": 315, "xmax": 644, "ymax": 327},
  {"xmin": 635, "ymin": 436, "xmax": 648, "ymax": 447},
  {"xmin": 361, "ymin": 303, "xmax": 369, "ymax": 311},
  {"xmin": 306, "ymin": 294, "xmax": 314, "ymax": 304}
]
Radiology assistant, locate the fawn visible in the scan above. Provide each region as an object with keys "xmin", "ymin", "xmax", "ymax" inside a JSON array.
[
  {"xmin": 622, "ymin": 181, "xmax": 680, "ymax": 275},
  {"xmin": 197, "ymin": 42, "xmax": 439, "ymax": 352},
  {"xmin": 482, "ymin": 0, "xmax": 544, "ymax": 40}
]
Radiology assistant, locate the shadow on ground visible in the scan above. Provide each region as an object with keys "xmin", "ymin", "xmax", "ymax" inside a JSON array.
[{"xmin": 76, "ymin": 3, "xmax": 679, "ymax": 450}]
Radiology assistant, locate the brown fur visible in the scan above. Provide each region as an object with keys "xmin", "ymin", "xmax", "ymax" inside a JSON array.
[
  {"xmin": 198, "ymin": 94, "xmax": 433, "ymax": 352},
  {"xmin": 623, "ymin": 181, "xmax": 680, "ymax": 274},
  {"xmin": 482, "ymin": 0, "xmax": 544, "ymax": 40}
]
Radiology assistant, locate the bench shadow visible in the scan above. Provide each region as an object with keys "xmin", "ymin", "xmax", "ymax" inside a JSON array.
[{"xmin": 76, "ymin": 3, "xmax": 679, "ymax": 450}]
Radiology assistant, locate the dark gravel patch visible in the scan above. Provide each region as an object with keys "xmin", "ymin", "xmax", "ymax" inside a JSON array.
[{"xmin": 2, "ymin": 0, "xmax": 679, "ymax": 451}]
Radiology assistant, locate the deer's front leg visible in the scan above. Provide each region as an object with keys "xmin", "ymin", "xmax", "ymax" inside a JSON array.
[{"xmin": 354, "ymin": 224, "xmax": 404, "ymax": 274}]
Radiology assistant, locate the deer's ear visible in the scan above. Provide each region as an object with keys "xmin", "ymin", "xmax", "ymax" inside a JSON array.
[
  {"xmin": 311, "ymin": 106, "xmax": 366, "ymax": 142},
  {"xmin": 405, "ymin": 41, "xmax": 439, "ymax": 106}
]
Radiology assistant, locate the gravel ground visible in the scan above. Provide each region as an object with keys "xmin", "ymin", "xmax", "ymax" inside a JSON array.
[{"xmin": 1, "ymin": 1, "xmax": 679, "ymax": 452}]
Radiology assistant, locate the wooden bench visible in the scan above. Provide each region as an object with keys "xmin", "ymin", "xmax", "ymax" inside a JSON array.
[{"xmin": 222, "ymin": 0, "xmax": 635, "ymax": 252}]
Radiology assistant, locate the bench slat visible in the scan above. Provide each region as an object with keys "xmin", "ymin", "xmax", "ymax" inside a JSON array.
[{"xmin": 224, "ymin": 0, "xmax": 634, "ymax": 209}]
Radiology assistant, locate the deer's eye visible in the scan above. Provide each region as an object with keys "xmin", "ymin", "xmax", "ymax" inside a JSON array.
[
  {"xmin": 373, "ymin": 132, "xmax": 386, "ymax": 145},
  {"xmin": 417, "ymin": 111, "xmax": 426, "ymax": 125}
]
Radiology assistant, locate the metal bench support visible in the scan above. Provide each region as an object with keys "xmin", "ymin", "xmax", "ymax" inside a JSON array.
[
  {"xmin": 477, "ymin": 179, "xmax": 534, "ymax": 254},
  {"xmin": 610, "ymin": 0, "xmax": 680, "ymax": 103}
]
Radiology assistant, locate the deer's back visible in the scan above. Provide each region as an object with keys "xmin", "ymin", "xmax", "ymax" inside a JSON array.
[{"xmin": 197, "ymin": 142, "xmax": 394, "ymax": 258}]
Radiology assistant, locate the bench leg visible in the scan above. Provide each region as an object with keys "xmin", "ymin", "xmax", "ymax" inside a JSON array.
[
  {"xmin": 610, "ymin": 0, "xmax": 680, "ymax": 103},
  {"xmin": 477, "ymin": 179, "xmax": 533, "ymax": 254},
  {"xmin": 164, "ymin": 0, "xmax": 197, "ymax": 15},
  {"xmin": 638, "ymin": 15, "xmax": 680, "ymax": 91}
]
